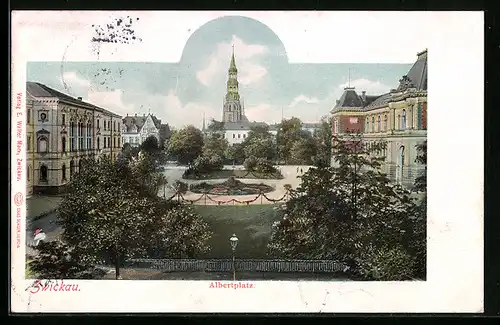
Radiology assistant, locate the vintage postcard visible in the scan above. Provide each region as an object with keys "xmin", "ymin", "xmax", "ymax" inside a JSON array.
[{"xmin": 10, "ymin": 11, "xmax": 483, "ymax": 313}]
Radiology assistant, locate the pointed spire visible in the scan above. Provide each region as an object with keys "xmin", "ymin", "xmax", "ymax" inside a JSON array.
[{"xmin": 229, "ymin": 45, "xmax": 237, "ymax": 72}]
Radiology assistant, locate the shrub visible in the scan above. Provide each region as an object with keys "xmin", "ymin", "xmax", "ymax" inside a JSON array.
[
  {"xmin": 357, "ymin": 246, "xmax": 416, "ymax": 281},
  {"xmin": 243, "ymin": 156, "xmax": 258, "ymax": 171},
  {"xmin": 255, "ymin": 158, "xmax": 276, "ymax": 174}
]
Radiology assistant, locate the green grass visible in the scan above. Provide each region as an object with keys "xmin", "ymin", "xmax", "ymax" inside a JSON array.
[
  {"xmin": 183, "ymin": 169, "xmax": 283, "ymax": 180},
  {"xmin": 194, "ymin": 204, "xmax": 282, "ymax": 259}
]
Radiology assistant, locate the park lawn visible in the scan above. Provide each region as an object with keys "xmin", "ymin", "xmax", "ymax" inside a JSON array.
[{"xmin": 194, "ymin": 204, "xmax": 282, "ymax": 259}]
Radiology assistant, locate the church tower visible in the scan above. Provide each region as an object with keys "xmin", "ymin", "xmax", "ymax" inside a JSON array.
[{"xmin": 222, "ymin": 46, "xmax": 247, "ymax": 123}]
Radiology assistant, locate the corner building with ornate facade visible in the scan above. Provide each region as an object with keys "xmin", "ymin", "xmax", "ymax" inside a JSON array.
[
  {"xmin": 330, "ymin": 49, "xmax": 427, "ymax": 188},
  {"xmin": 26, "ymin": 82, "xmax": 122, "ymax": 196}
]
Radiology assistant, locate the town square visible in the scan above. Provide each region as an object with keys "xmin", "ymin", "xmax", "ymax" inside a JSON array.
[{"xmin": 23, "ymin": 14, "xmax": 427, "ymax": 282}]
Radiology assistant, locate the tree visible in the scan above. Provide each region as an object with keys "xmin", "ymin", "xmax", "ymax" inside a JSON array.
[
  {"xmin": 413, "ymin": 140, "xmax": 427, "ymax": 192},
  {"xmin": 276, "ymin": 117, "xmax": 303, "ymax": 163},
  {"xmin": 289, "ymin": 135, "xmax": 318, "ymax": 165},
  {"xmin": 243, "ymin": 136, "xmax": 276, "ymax": 161},
  {"xmin": 225, "ymin": 143, "xmax": 245, "ymax": 165},
  {"xmin": 268, "ymin": 133, "xmax": 423, "ymax": 280},
  {"xmin": 57, "ymin": 157, "xmax": 212, "ymax": 279},
  {"xmin": 312, "ymin": 116, "xmax": 333, "ymax": 167},
  {"xmin": 166, "ymin": 125, "xmax": 204, "ymax": 165},
  {"xmin": 207, "ymin": 119, "xmax": 225, "ymax": 134},
  {"xmin": 29, "ymin": 241, "xmax": 94, "ymax": 279},
  {"xmin": 203, "ymin": 134, "xmax": 229, "ymax": 159}
]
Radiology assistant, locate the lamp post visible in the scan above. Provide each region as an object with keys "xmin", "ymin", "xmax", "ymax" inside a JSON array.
[{"xmin": 229, "ymin": 234, "xmax": 238, "ymax": 281}]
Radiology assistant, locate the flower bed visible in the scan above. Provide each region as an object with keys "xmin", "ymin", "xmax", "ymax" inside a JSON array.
[{"xmin": 190, "ymin": 177, "xmax": 274, "ymax": 195}]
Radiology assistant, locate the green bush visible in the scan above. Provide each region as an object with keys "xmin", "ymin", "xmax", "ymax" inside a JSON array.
[
  {"xmin": 243, "ymin": 156, "xmax": 258, "ymax": 171},
  {"xmin": 357, "ymin": 246, "xmax": 416, "ymax": 281}
]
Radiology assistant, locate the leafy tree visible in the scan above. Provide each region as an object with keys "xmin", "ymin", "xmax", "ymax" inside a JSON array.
[
  {"xmin": 207, "ymin": 119, "xmax": 225, "ymax": 134},
  {"xmin": 166, "ymin": 125, "xmax": 204, "ymax": 165},
  {"xmin": 413, "ymin": 140, "xmax": 427, "ymax": 192},
  {"xmin": 289, "ymin": 135, "xmax": 318, "ymax": 165},
  {"xmin": 29, "ymin": 241, "xmax": 94, "ymax": 279},
  {"xmin": 118, "ymin": 143, "xmax": 140, "ymax": 164},
  {"xmin": 312, "ymin": 116, "xmax": 333, "ymax": 167},
  {"xmin": 268, "ymin": 133, "xmax": 423, "ymax": 280},
  {"xmin": 202, "ymin": 134, "xmax": 229, "ymax": 159},
  {"xmin": 58, "ymin": 157, "xmax": 212, "ymax": 279},
  {"xmin": 243, "ymin": 136, "xmax": 276, "ymax": 161},
  {"xmin": 139, "ymin": 135, "xmax": 166, "ymax": 166},
  {"xmin": 276, "ymin": 117, "xmax": 303, "ymax": 163},
  {"xmin": 225, "ymin": 143, "xmax": 245, "ymax": 165}
]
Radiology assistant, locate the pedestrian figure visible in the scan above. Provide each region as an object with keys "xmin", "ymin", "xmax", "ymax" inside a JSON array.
[{"xmin": 33, "ymin": 228, "xmax": 46, "ymax": 247}]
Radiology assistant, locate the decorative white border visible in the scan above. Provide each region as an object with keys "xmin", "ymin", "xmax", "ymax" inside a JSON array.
[{"xmin": 10, "ymin": 11, "xmax": 484, "ymax": 313}]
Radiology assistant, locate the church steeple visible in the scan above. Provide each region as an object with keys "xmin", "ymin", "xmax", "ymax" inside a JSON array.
[
  {"xmin": 225, "ymin": 45, "xmax": 240, "ymax": 101},
  {"xmin": 229, "ymin": 45, "xmax": 237, "ymax": 73}
]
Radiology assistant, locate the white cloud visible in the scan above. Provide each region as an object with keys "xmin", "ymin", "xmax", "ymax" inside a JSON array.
[
  {"xmin": 87, "ymin": 89, "xmax": 135, "ymax": 114},
  {"xmin": 60, "ymin": 71, "xmax": 91, "ymax": 91},
  {"xmin": 339, "ymin": 78, "xmax": 392, "ymax": 95},
  {"xmin": 289, "ymin": 95, "xmax": 320, "ymax": 108},
  {"xmin": 196, "ymin": 35, "xmax": 268, "ymax": 87}
]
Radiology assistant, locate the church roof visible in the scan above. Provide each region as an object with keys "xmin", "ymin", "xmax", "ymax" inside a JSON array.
[{"xmin": 26, "ymin": 81, "xmax": 121, "ymax": 118}]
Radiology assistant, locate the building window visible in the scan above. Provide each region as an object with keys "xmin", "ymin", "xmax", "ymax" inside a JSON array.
[
  {"xmin": 69, "ymin": 121, "xmax": 75, "ymax": 151},
  {"xmin": 233, "ymin": 134, "xmax": 235, "ymax": 138},
  {"xmin": 118, "ymin": 137, "xmax": 120, "ymax": 148},
  {"xmin": 108, "ymin": 121, "xmax": 111, "ymax": 130},
  {"xmin": 366, "ymin": 119, "xmax": 369, "ymax": 132},
  {"xmin": 97, "ymin": 119, "xmax": 100, "ymax": 129},
  {"xmin": 78, "ymin": 122, "xmax": 85, "ymax": 150},
  {"xmin": 108, "ymin": 137, "xmax": 111, "ymax": 147},
  {"xmin": 62, "ymin": 114, "xmax": 66, "ymax": 125},
  {"xmin": 397, "ymin": 115, "xmax": 401, "ymax": 130},
  {"xmin": 243, "ymin": 134, "xmax": 246, "ymax": 138},
  {"xmin": 37, "ymin": 136, "xmax": 48, "ymax": 153},
  {"xmin": 384, "ymin": 114, "xmax": 388, "ymax": 131},
  {"xmin": 27, "ymin": 109, "xmax": 31, "ymax": 124},
  {"xmin": 62, "ymin": 137, "xmax": 66, "ymax": 152},
  {"xmin": 104, "ymin": 121, "xmax": 107, "ymax": 131},
  {"xmin": 62, "ymin": 164, "xmax": 66, "ymax": 180},
  {"xmin": 377, "ymin": 116, "xmax": 381, "ymax": 132},
  {"xmin": 402, "ymin": 109, "xmax": 407, "ymax": 130},
  {"xmin": 104, "ymin": 137, "xmax": 107, "ymax": 148},
  {"xmin": 371, "ymin": 116, "xmax": 375, "ymax": 133},
  {"xmin": 334, "ymin": 119, "xmax": 339, "ymax": 134},
  {"xmin": 87, "ymin": 123, "xmax": 92, "ymax": 149},
  {"xmin": 97, "ymin": 137, "xmax": 100, "ymax": 150},
  {"xmin": 113, "ymin": 137, "xmax": 116, "ymax": 148},
  {"xmin": 27, "ymin": 135, "xmax": 31, "ymax": 151},
  {"xmin": 27, "ymin": 165, "xmax": 30, "ymax": 181},
  {"xmin": 114, "ymin": 121, "xmax": 116, "ymax": 131},
  {"xmin": 40, "ymin": 165, "xmax": 48, "ymax": 181},
  {"xmin": 238, "ymin": 134, "xmax": 241, "ymax": 139}
]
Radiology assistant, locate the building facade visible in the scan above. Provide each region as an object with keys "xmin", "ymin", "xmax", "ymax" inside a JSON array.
[
  {"xmin": 26, "ymin": 82, "xmax": 122, "ymax": 196},
  {"xmin": 330, "ymin": 49, "xmax": 428, "ymax": 188},
  {"xmin": 121, "ymin": 113, "xmax": 170, "ymax": 148}
]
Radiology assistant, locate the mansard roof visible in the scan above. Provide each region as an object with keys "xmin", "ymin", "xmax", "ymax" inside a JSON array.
[
  {"xmin": 331, "ymin": 49, "xmax": 428, "ymax": 113},
  {"xmin": 26, "ymin": 81, "xmax": 122, "ymax": 118},
  {"xmin": 397, "ymin": 49, "xmax": 427, "ymax": 91}
]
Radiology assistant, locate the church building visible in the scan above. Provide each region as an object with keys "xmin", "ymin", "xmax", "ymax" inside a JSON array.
[{"xmin": 330, "ymin": 49, "xmax": 428, "ymax": 189}]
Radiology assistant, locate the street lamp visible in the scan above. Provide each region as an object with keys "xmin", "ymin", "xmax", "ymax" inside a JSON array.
[{"xmin": 229, "ymin": 234, "xmax": 238, "ymax": 281}]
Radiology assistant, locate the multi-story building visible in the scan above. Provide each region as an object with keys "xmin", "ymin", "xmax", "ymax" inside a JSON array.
[
  {"xmin": 26, "ymin": 81, "xmax": 122, "ymax": 195},
  {"xmin": 330, "ymin": 49, "xmax": 428, "ymax": 188},
  {"xmin": 121, "ymin": 113, "xmax": 170, "ymax": 148}
]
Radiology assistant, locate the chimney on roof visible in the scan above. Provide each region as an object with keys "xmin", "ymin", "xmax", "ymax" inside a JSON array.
[
  {"xmin": 361, "ymin": 91, "xmax": 366, "ymax": 101},
  {"xmin": 77, "ymin": 97, "xmax": 82, "ymax": 100}
]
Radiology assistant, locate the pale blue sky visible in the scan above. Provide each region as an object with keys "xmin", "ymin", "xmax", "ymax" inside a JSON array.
[{"xmin": 27, "ymin": 15, "xmax": 413, "ymax": 128}]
